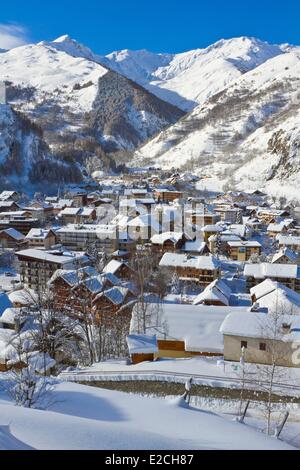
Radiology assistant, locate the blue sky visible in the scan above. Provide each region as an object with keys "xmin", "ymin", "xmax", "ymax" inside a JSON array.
[{"xmin": 1, "ymin": 0, "xmax": 300, "ymax": 53}]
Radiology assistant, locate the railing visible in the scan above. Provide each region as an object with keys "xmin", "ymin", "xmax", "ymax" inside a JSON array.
[{"xmin": 59, "ymin": 368, "xmax": 300, "ymax": 394}]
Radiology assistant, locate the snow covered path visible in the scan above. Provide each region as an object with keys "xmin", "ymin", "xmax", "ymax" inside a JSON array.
[{"xmin": 59, "ymin": 357, "xmax": 300, "ymax": 397}]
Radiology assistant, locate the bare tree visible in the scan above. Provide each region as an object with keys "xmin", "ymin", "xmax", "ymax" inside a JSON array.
[
  {"xmin": 254, "ymin": 298, "xmax": 290, "ymax": 435},
  {"xmin": 0, "ymin": 335, "xmax": 53, "ymax": 409}
]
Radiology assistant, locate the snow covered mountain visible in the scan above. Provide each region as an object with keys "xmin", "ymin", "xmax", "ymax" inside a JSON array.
[
  {"xmin": 1, "ymin": 33, "xmax": 300, "ymax": 194},
  {"xmin": 0, "ymin": 36, "xmax": 184, "ymax": 185},
  {"xmin": 133, "ymin": 50, "xmax": 300, "ymax": 200},
  {"xmin": 102, "ymin": 37, "xmax": 286, "ymax": 111}
]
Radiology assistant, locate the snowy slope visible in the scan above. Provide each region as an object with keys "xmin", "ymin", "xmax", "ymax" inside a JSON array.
[
  {"xmin": 0, "ymin": 381, "xmax": 292, "ymax": 450},
  {"xmin": 102, "ymin": 37, "xmax": 285, "ymax": 111},
  {"xmin": 133, "ymin": 50, "xmax": 300, "ymax": 200}
]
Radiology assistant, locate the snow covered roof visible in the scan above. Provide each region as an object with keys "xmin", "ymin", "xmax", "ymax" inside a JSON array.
[
  {"xmin": 250, "ymin": 279, "xmax": 280, "ymax": 300},
  {"xmin": 126, "ymin": 334, "xmax": 158, "ymax": 354},
  {"xmin": 49, "ymin": 266, "xmax": 100, "ymax": 289},
  {"xmin": 151, "ymin": 232, "xmax": 184, "ymax": 245},
  {"xmin": 16, "ymin": 248, "xmax": 88, "ymax": 265},
  {"xmin": 272, "ymin": 248, "xmax": 299, "ymax": 264},
  {"xmin": 182, "ymin": 239, "xmax": 207, "ymax": 253},
  {"xmin": 228, "ymin": 224, "xmax": 249, "ymax": 238},
  {"xmin": 25, "ymin": 228, "xmax": 54, "ymax": 240},
  {"xmin": 0, "ymin": 307, "xmax": 21, "ymax": 325},
  {"xmin": 244, "ymin": 263, "xmax": 299, "ymax": 279},
  {"xmin": 267, "ymin": 221, "xmax": 289, "ymax": 232},
  {"xmin": 250, "ymin": 280, "xmax": 300, "ymax": 315},
  {"xmin": 193, "ymin": 279, "xmax": 232, "ymax": 306},
  {"xmin": 0, "ymin": 228, "xmax": 24, "ymax": 240},
  {"xmin": 227, "ymin": 240, "xmax": 261, "ymax": 248},
  {"xmin": 220, "ymin": 311, "xmax": 300, "ymax": 341},
  {"xmin": 201, "ymin": 225, "xmax": 223, "ymax": 232},
  {"xmin": 103, "ymin": 259, "xmax": 124, "ymax": 275},
  {"xmin": 56, "ymin": 224, "xmax": 123, "ymax": 239},
  {"xmin": 127, "ymin": 214, "xmax": 161, "ymax": 231},
  {"xmin": 80, "ymin": 208, "xmax": 95, "ymax": 216},
  {"xmin": 60, "ymin": 207, "xmax": 81, "ymax": 216},
  {"xmin": 0, "ymin": 191, "xmax": 17, "ymax": 200},
  {"xmin": 208, "ymin": 233, "xmax": 241, "ymax": 242},
  {"xmin": 159, "ymin": 253, "xmax": 220, "ymax": 270},
  {"xmin": 131, "ymin": 304, "xmax": 253, "ymax": 353},
  {"xmin": 8, "ymin": 288, "xmax": 37, "ymax": 306},
  {"xmin": 276, "ymin": 234, "xmax": 300, "ymax": 246},
  {"xmin": 94, "ymin": 286, "xmax": 129, "ymax": 305}
]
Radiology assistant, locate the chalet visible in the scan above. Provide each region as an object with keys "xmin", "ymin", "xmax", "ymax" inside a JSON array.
[
  {"xmin": 250, "ymin": 279, "xmax": 300, "ymax": 315},
  {"xmin": 0, "ymin": 213, "xmax": 39, "ymax": 235},
  {"xmin": 0, "ymin": 228, "xmax": 25, "ymax": 249},
  {"xmin": 272, "ymin": 248, "xmax": 299, "ymax": 264},
  {"xmin": 29, "ymin": 201, "xmax": 54, "ymax": 220},
  {"xmin": 208, "ymin": 233, "xmax": 241, "ymax": 255},
  {"xmin": 59, "ymin": 207, "xmax": 96, "ymax": 224},
  {"xmin": 267, "ymin": 221, "xmax": 290, "ymax": 237},
  {"xmin": 150, "ymin": 232, "xmax": 187, "ymax": 253},
  {"xmin": 220, "ymin": 310, "xmax": 300, "ymax": 367},
  {"xmin": 25, "ymin": 228, "xmax": 57, "ymax": 250},
  {"xmin": 227, "ymin": 240, "xmax": 261, "ymax": 261},
  {"xmin": 103, "ymin": 259, "xmax": 133, "ymax": 280},
  {"xmin": 0, "ymin": 201, "xmax": 20, "ymax": 212},
  {"xmin": 0, "ymin": 210, "xmax": 32, "ymax": 221},
  {"xmin": 92, "ymin": 286, "xmax": 133, "ymax": 318},
  {"xmin": 244, "ymin": 263, "xmax": 300, "ymax": 293},
  {"xmin": 16, "ymin": 248, "xmax": 89, "ymax": 290},
  {"xmin": 276, "ymin": 234, "xmax": 300, "ymax": 252},
  {"xmin": 154, "ymin": 189, "xmax": 183, "ymax": 203},
  {"xmin": 159, "ymin": 253, "xmax": 220, "ymax": 286},
  {"xmin": 67, "ymin": 189, "xmax": 88, "ymax": 207},
  {"xmin": 193, "ymin": 279, "xmax": 232, "ymax": 306},
  {"xmin": 51, "ymin": 198, "xmax": 74, "ymax": 215},
  {"xmin": 49, "ymin": 266, "xmax": 103, "ymax": 310}
]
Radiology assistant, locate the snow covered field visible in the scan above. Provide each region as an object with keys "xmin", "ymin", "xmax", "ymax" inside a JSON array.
[{"xmin": 0, "ymin": 380, "xmax": 293, "ymax": 450}]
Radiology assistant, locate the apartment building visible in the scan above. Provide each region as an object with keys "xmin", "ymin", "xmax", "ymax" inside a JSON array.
[
  {"xmin": 227, "ymin": 240, "xmax": 261, "ymax": 261},
  {"xmin": 16, "ymin": 248, "xmax": 89, "ymax": 290}
]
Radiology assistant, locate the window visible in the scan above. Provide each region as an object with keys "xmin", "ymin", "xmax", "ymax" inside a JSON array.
[
  {"xmin": 241, "ymin": 341, "xmax": 247, "ymax": 349},
  {"xmin": 259, "ymin": 343, "xmax": 266, "ymax": 351}
]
